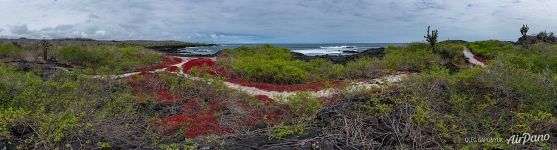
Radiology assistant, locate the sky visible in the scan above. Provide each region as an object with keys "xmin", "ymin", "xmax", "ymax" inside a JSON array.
[{"xmin": 0, "ymin": 0, "xmax": 556, "ymax": 43}]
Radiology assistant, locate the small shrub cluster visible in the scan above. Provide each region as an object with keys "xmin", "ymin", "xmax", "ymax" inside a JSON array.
[
  {"xmin": 344, "ymin": 57, "xmax": 387, "ymax": 79},
  {"xmin": 55, "ymin": 45, "xmax": 162, "ymax": 74},
  {"xmin": 467, "ymin": 40, "xmax": 513, "ymax": 58},
  {"xmin": 436, "ymin": 41, "xmax": 467, "ymax": 65},
  {"xmin": 270, "ymin": 92, "xmax": 322, "ymax": 138},
  {"xmin": 221, "ymin": 45, "xmax": 311, "ymax": 84},
  {"xmin": 496, "ymin": 43, "xmax": 557, "ymax": 73},
  {"xmin": 0, "ymin": 43, "xmax": 23, "ymax": 58},
  {"xmin": 382, "ymin": 43, "xmax": 444, "ymax": 71}
]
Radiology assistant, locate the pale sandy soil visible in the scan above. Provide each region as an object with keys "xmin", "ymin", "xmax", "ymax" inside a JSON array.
[
  {"xmin": 463, "ymin": 47, "xmax": 485, "ymax": 67},
  {"xmin": 86, "ymin": 56, "xmax": 408, "ymax": 100}
]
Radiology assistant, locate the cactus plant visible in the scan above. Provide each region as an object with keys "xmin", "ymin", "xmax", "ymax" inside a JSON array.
[
  {"xmin": 424, "ymin": 26, "xmax": 438, "ymax": 51},
  {"xmin": 518, "ymin": 25, "xmax": 531, "ymax": 45},
  {"xmin": 39, "ymin": 38, "xmax": 51, "ymax": 62}
]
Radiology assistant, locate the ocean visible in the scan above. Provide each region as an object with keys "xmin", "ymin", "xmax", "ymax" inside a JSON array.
[{"xmin": 178, "ymin": 43, "xmax": 406, "ymax": 56}]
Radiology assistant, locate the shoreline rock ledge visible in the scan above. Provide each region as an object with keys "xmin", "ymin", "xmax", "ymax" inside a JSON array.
[{"xmin": 291, "ymin": 47, "xmax": 385, "ymax": 64}]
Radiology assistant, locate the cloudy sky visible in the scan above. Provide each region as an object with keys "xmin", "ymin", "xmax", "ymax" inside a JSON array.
[{"xmin": 0, "ymin": 0, "xmax": 556, "ymax": 43}]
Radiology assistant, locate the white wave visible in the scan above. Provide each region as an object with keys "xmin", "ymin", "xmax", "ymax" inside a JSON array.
[
  {"xmin": 292, "ymin": 49, "xmax": 344, "ymax": 56},
  {"xmin": 319, "ymin": 45, "xmax": 356, "ymax": 49}
]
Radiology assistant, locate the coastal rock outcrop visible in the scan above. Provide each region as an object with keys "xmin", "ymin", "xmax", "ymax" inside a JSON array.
[{"xmin": 292, "ymin": 47, "xmax": 385, "ymax": 64}]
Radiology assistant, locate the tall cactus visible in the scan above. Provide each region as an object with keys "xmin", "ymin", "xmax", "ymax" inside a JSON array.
[
  {"xmin": 39, "ymin": 38, "xmax": 51, "ymax": 62},
  {"xmin": 424, "ymin": 26, "xmax": 438, "ymax": 51},
  {"xmin": 519, "ymin": 25, "xmax": 530, "ymax": 45},
  {"xmin": 520, "ymin": 24, "xmax": 529, "ymax": 37}
]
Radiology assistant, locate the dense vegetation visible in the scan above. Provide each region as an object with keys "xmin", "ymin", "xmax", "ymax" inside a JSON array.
[
  {"xmin": 219, "ymin": 43, "xmax": 448, "ymax": 84},
  {"xmin": 0, "ymin": 40, "xmax": 162, "ymax": 75},
  {"xmin": 467, "ymin": 40, "xmax": 513, "ymax": 58},
  {"xmin": 0, "ymin": 37, "xmax": 556, "ymax": 149},
  {"xmin": 55, "ymin": 45, "xmax": 161, "ymax": 74}
]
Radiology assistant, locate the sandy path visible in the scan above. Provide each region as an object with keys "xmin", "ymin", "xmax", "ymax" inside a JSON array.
[
  {"xmin": 168, "ymin": 57, "xmax": 408, "ymax": 99},
  {"xmin": 463, "ymin": 47, "xmax": 485, "ymax": 67},
  {"xmin": 160, "ymin": 49, "xmax": 481, "ymax": 99}
]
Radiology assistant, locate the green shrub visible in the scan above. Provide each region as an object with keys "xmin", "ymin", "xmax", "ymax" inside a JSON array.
[
  {"xmin": 0, "ymin": 108, "xmax": 30, "ymax": 138},
  {"xmin": 344, "ymin": 57, "xmax": 385, "ymax": 79},
  {"xmin": 223, "ymin": 45, "xmax": 310, "ymax": 84},
  {"xmin": 285, "ymin": 92, "xmax": 322, "ymax": 119},
  {"xmin": 467, "ymin": 40, "xmax": 512, "ymax": 58},
  {"xmin": 0, "ymin": 43, "xmax": 23, "ymax": 58},
  {"xmin": 270, "ymin": 92, "xmax": 322, "ymax": 138},
  {"xmin": 56, "ymin": 45, "xmax": 161, "ymax": 74},
  {"xmin": 305, "ymin": 58, "xmax": 345, "ymax": 81},
  {"xmin": 353, "ymin": 94, "xmax": 394, "ymax": 118},
  {"xmin": 495, "ymin": 43, "xmax": 557, "ymax": 73},
  {"xmin": 270, "ymin": 123, "xmax": 305, "ymax": 139},
  {"xmin": 57, "ymin": 45, "xmax": 96, "ymax": 65},
  {"xmin": 436, "ymin": 42, "xmax": 467, "ymax": 65},
  {"xmin": 383, "ymin": 43, "xmax": 443, "ymax": 71}
]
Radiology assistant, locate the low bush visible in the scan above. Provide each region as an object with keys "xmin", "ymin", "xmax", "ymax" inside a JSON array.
[
  {"xmin": 304, "ymin": 58, "xmax": 346, "ymax": 81},
  {"xmin": 270, "ymin": 92, "xmax": 322, "ymax": 138},
  {"xmin": 436, "ymin": 42, "xmax": 467, "ymax": 65},
  {"xmin": 383, "ymin": 43, "xmax": 444, "ymax": 71},
  {"xmin": 344, "ymin": 56, "xmax": 386, "ymax": 79},
  {"xmin": 56, "ymin": 45, "xmax": 161, "ymax": 74},
  {"xmin": 57, "ymin": 45, "xmax": 96, "ymax": 65},
  {"xmin": 467, "ymin": 40, "xmax": 512, "ymax": 58},
  {"xmin": 222, "ymin": 45, "xmax": 353, "ymax": 84},
  {"xmin": 0, "ymin": 43, "xmax": 23, "ymax": 58},
  {"xmin": 223, "ymin": 45, "xmax": 310, "ymax": 84},
  {"xmin": 496, "ymin": 43, "xmax": 557, "ymax": 73}
]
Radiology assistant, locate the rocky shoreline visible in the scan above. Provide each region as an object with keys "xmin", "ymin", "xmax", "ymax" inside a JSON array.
[{"xmin": 291, "ymin": 47, "xmax": 385, "ymax": 64}]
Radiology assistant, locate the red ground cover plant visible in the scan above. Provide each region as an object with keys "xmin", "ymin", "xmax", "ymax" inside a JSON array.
[
  {"xmin": 181, "ymin": 58, "xmax": 227, "ymax": 76},
  {"xmin": 241, "ymin": 103, "xmax": 289, "ymax": 126},
  {"xmin": 473, "ymin": 55, "xmax": 487, "ymax": 63},
  {"xmin": 159, "ymin": 111, "xmax": 232, "ymax": 138},
  {"xmin": 127, "ymin": 56, "xmax": 349, "ymax": 138},
  {"xmin": 127, "ymin": 73, "xmax": 232, "ymax": 137},
  {"xmin": 166, "ymin": 66, "xmax": 178, "ymax": 73},
  {"xmin": 156, "ymin": 91, "xmax": 178, "ymax": 105},
  {"xmin": 163, "ymin": 56, "xmax": 183, "ymax": 65},
  {"xmin": 126, "ymin": 71, "xmax": 347, "ymax": 139},
  {"xmin": 159, "ymin": 114, "xmax": 193, "ymax": 134}
]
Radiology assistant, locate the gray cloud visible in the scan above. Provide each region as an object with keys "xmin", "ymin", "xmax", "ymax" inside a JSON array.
[{"xmin": 0, "ymin": 0, "xmax": 556, "ymax": 43}]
